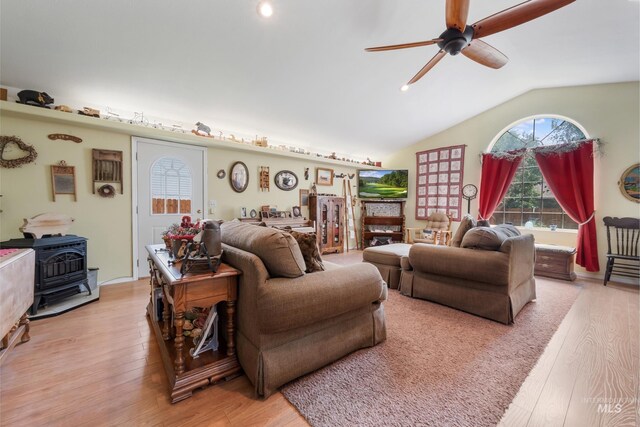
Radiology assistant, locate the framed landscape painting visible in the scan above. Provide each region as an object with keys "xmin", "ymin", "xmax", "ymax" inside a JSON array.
[
  {"xmin": 316, "ymin": 167, "xmax": 334, "ymax": 186},
  {"xmin": 619, "ymin": 163, "xmax": 640, "ymax": 203}
]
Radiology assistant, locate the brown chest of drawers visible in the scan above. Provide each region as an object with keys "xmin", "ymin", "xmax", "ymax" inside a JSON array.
[{"xmin": 534, "ymin": 244, "xmax": 577, "ymax": 281}]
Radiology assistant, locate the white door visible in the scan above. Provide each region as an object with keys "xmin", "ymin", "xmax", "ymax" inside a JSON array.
[{"xmin": 134, "ymin": 137, "xmax": 206, "ymax": 278}]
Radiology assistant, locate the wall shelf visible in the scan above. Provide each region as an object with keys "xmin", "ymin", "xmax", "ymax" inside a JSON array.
[{"xmin": 0, "ymin": 101, "xmax": 368, "ymax": 168}]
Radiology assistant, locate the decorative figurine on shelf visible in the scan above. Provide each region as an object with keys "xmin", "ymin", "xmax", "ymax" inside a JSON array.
[
  {"xmin": 193, "ymin": 122, "xmax": 212, "ymax": 137},
  {"xmin": 54, "ymin": 105, "xmax": 73, "ymax": 113},
  {"xmin": 17, "ymin": 90, "xmax": 54, "ymax": 108},
  {"xmin": 310, "ymin": 182, "xmax": 317, "ymax": 196},
  {"xmin": 78, "ymin": 107, "xmax": 100, "ymax": 117}
]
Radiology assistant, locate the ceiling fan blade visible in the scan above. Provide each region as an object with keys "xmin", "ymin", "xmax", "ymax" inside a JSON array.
[
  {"xmin": 461, "ymin": 39, "xmax": 508, "ymax": 69},
  {"xmin": 407, "ymin": 50, "xmax": 447, "ymax": 85},
  {"xmin": 446, "ymin": 0, "xmax": 470, "ymax": 31},
  {"xmin": 472, "ymin": 0, "xmax": 575, "ymax": 39},
  {"xmin": 365, "ymin": 39, "xmax": 442, "ymax": 52}
]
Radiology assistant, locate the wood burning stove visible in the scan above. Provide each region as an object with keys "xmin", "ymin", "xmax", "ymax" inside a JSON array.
[{"xmin": 0, "ymin": 235, "xmax": 90, "ymax": 315}]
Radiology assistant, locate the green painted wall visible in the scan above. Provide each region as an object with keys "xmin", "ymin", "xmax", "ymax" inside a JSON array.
[
  {"xmin": 0, "ymin": 112, "xmax": 359, "ymax": 283},
  {"xmin": 386, "ymin": 82, "xmax": 640, "ymax": 277}
]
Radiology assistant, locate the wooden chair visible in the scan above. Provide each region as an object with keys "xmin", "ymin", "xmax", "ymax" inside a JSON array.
[
  {"xmin": 603, "ymin": 216, "xmax": 640, "ymax": 286},
  {"xmin": 405, "ymin": 212, "xmax": 452, "ymax": 246}
]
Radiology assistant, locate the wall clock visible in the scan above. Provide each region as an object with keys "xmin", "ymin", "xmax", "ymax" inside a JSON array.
[{"xmin": 462, "ymin": 184, "xmax": 478, "ymax": 214}]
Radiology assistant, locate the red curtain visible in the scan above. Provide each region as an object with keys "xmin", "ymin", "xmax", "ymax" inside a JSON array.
[
  {"xmin": 534, "ymin": 141, "xmax": 599, "ymax": 272},
  {"xmin": 478, "ymin": 152, "xmax": 523, "ymax": 221}
]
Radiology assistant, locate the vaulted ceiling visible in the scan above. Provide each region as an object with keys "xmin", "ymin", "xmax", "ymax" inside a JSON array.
[{"xmin": 1, "ymin": 1, "xmax": 638, "ymax": 159}]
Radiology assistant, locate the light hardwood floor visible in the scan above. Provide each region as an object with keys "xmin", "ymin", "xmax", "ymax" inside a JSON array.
[{"xmin": 0, "ymin": 252, "xmax": 637, "ymax": 426}]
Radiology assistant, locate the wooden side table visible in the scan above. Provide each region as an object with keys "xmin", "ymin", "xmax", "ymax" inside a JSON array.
[{"xmin": 146, "ymin": 244, "xmax": 242, "ymax": 403}]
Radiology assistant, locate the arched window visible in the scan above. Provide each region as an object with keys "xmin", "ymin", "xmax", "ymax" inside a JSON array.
[
  {"xmin": 489, "ymin": 116, "xmax": 588, "ymax": 230},
  {"xmin": 150, "ymin": 157, "xmax": 192, "ymax": 214}
]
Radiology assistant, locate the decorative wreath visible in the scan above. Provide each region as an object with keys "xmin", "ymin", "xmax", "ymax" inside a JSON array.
[
  {"xmin": 97, "ymin": 184, "xmax": 116, "ymax": 198},
  {"xmin": 0, "ymin": 136, "xmax": 38, "ymax": 168}
]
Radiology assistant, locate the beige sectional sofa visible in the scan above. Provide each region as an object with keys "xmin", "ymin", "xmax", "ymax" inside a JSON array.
[
  {"xmin": 400, "ymin": 221, "xmax": 536, "ymax": 324},
  {"xmin": 220, "ymin": 221, "xmax": 387, "ymax": 397}
]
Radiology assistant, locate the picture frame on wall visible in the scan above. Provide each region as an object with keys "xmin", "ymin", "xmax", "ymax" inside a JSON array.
[
  {"xmin": 292, "ymin": 206, "xmax": 302, "ymax": 217},
  {"xmin": 316, "ymin": 167, "xmax": 334, "ymax": 186},
  {"xmin": 619, "ymin": 163, "xmax": 640, "ymax": 203},
  {"xmin": 299, "ymin": 189, "xmax": 309, "ymax": 207},
  {"xmin": 274, "ymin": 170, "xmax": 298, "ymax": 191},
  {"xmin": 230, "ymin": 161, "xmax": 249, "ymax": 193}
]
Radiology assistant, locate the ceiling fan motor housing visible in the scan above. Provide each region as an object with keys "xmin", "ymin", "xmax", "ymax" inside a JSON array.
[{"xmin": 438, "ymin": 26, "xmax": 474, "ymax": 55}]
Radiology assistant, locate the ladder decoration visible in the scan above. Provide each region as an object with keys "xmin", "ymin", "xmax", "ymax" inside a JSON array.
[
  {"xmin": 343, "ymin": 178, "xmax": 359, "ymax": 251},
  {"xmin": 259, "ymin": 166, "xmax": 270, "ymax": 191}
]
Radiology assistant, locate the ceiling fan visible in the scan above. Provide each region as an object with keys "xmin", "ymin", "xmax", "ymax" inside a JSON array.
[{"xmin": 365, "ymin": 0, "xmax": 575, "ymax": 88}]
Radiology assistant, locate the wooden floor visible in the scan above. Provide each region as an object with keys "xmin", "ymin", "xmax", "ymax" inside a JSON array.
[{"xmin": 0, "ymin": 251, "xmax": 637, "ymax": 426}]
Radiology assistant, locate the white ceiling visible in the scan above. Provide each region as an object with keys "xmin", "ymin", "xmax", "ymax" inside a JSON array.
[{"xmin": 1, "ymin": 1, "xmax": 638, "ymax": 160}]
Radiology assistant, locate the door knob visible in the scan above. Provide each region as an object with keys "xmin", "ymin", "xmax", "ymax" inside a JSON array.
[{"xmin": 197, "ymin": 209, "xmax": 202, "ymax": 214}]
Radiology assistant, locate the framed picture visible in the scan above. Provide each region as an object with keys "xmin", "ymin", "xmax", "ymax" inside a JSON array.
[
  {"xmin": 274, "ymin": 170, "xmax": 298, "ymax": 191},
  {"xmin": 292, "ymin": 206, "xmax": 302, "ymax": 217},
  {"xmin": 316, "ymin": 167, "xmax": 334, "ymax": 186},
  {"xmin": 240, "ymin": 207, "xmax": 247, "ymax": 218},
  {"xmin": 299, "ymin": 189, "xmax": 309, "ymax": 207},
  {"xmin": 619, "ymin": 163, "xmax": 640, "ymax": 203},
  {"xmin": 230, "ymin": 161, "xmax": 249, "ymax": 193}
]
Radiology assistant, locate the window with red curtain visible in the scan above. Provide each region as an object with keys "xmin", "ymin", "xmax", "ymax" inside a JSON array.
[{"xmin": 534, "ymin": 141, "xmax": 599, "ymax": 272}]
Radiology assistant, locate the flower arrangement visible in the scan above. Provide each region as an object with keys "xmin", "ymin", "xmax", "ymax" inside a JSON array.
[{"xmin": 162, "ymin": 216, "xmax": 202, "ymax": 241}]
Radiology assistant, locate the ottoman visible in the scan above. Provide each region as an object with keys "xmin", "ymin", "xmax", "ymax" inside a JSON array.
[{"xmin": 363, "ymin": 243, "xmax": 412, "ymax": 289}]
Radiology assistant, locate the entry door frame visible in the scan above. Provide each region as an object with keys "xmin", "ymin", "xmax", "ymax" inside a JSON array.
[{"xmin": 131, "ymin": 136, "xmax": 208, "ymax": 280}]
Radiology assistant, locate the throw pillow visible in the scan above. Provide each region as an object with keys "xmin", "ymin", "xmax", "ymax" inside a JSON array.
[
  {"xmin": 289, "ymin": 231, "xmax": 325, "ymax": 273},
  {"xmin": 461, "ymin": 224, "xmax": 520, "ymax": 251},
  {"xmin": 451, "ymin": 214, "xmax": 476, "ymax": 247},
  {"xmin": 220, "ymin": 221, "xmax": 306, "ymax": 277}
]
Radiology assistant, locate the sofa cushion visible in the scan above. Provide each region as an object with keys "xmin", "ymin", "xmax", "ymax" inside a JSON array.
[
  {"xmin": 221, "ymin": 221, "xmax": 306, "ymax": 278},
  {"xmin": 461, "ymin": 224, "xmax": 521, "ymax": 251},
  {"xmin": 362, "ymin": 243, "xmax": 411, "ymax": 267},
  {"xmin": 289, "ymin": 231, "xmax": 325, "ymax": 273},
  {"xmin": 451, "ymin": 214, "xmax": 476, "ymax": 247}
]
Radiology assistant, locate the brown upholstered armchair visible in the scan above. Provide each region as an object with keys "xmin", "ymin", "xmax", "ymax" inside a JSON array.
[{"xmin": 405, "ymin": 212, "xmax": 452, "ymax": 246}]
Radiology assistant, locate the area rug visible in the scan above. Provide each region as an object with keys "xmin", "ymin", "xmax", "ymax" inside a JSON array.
[{"xmin": 281, "ymin": 279, "xmax": 581, "ymax": 427}]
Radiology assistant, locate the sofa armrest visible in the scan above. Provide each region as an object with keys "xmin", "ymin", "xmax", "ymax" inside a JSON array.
[
  {"xmin": 500, "ymin": 234, "xmax": 535, "ymax": 288},
  {"xmin": 258, "ymin": 263, "xmax": 386, "ymax": 334},
  {"xmin": 408, "ymin": 244, "xmax": 510, "ymax": 285}
]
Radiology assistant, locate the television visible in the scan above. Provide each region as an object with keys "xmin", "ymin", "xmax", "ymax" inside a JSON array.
[{"xmin": 358, "ymin": 169, "xmax": 409, "ymax": 199}]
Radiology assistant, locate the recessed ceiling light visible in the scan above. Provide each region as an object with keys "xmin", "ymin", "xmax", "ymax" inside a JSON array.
[
  {"xmin": 400, "ymin": 85, "xmax": 409, "ymax": 92},
  {"xmin": 257, "ymin": 1, "xmax": 273, "ymax": 18}
]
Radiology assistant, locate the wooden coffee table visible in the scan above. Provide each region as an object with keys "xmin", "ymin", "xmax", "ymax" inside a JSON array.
[{"xmin": 146, "ymin": 244, "xmax": 242, "ymax": 403}]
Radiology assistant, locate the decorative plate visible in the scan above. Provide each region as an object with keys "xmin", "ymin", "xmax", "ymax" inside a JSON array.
[
  {"xmin": 274, "ymin": 170, "xmax": 298, "ymax": 191},
  {"xmin": 216, "ymin": 169, "xmax": 226, "ymax": 179}
]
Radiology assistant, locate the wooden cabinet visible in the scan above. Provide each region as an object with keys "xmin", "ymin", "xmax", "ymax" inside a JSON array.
[
  {"xmin": 361, "ymin": 200, "xmax": 405, "ymax": 248},
  {"xmin": 146, "ymin": 245, "xmax": 242, "ymax": 403},
  {"xmin": 309, "ymin": 195, "xmax": 345, "ymax": 254}
]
